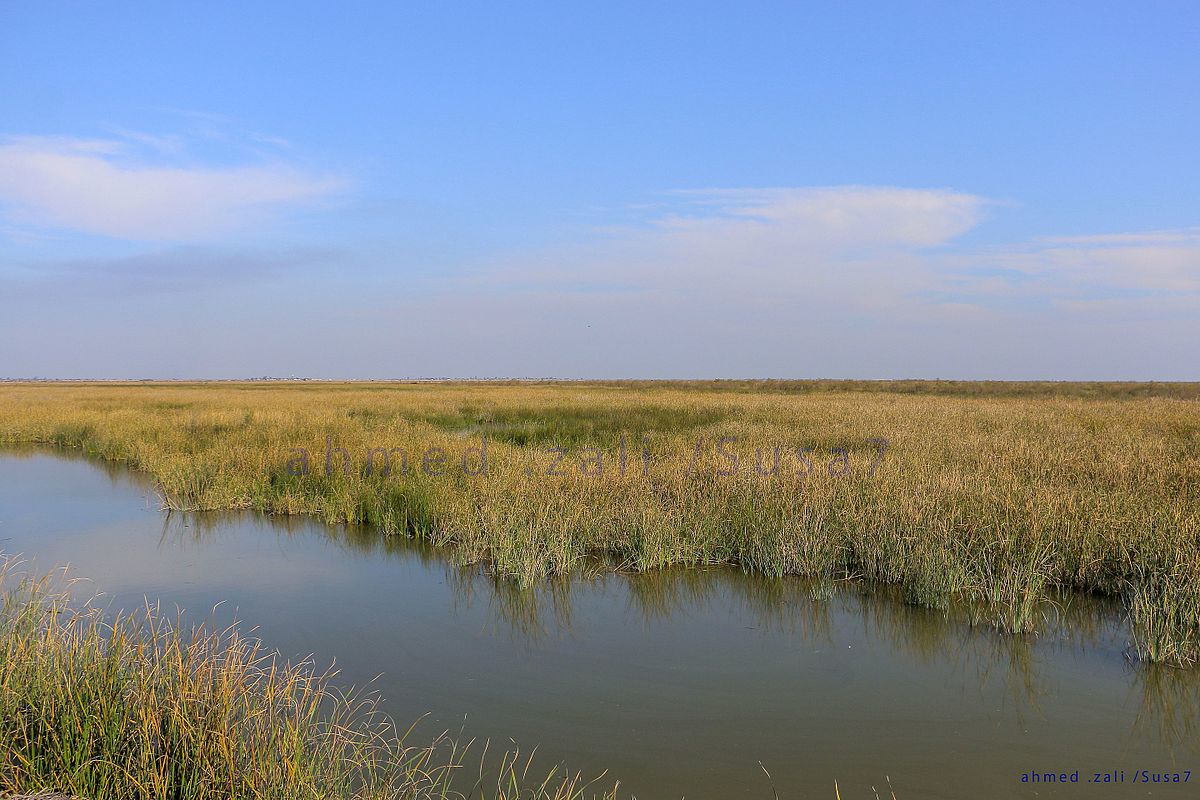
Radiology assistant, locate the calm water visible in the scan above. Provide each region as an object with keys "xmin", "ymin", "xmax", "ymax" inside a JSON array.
[{"xmin": 0, "ymin": 448, "xmax": 1196, "ymax": 799}]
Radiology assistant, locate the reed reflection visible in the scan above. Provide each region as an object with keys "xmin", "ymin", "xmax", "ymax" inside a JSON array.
[{"xmin": 156, "ymin": 495, "xmax": 1200, "ymax": 753}]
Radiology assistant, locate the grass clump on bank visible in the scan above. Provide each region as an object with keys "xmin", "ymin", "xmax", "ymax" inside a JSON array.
[
  {"xmin": 0, "ymin": 380, "xmax": 1197, "ymax": 666},
  {"xmin": 0, "ymin": 558, "xmax": 617, "ymax": 800}
]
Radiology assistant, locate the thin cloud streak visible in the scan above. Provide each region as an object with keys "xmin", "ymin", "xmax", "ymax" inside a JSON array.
[{"xmin": 3, "ymin": 246, "xmax": 352, "ymax": 297}]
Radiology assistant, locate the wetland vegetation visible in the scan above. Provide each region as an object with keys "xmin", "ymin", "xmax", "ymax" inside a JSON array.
[{"xmin": 0, "ymin": 380, "xmax": 1197, "ymax": 665}]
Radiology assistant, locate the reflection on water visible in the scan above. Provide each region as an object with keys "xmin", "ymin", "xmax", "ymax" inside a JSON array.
[
  {"xmin": 1133, "ymin": 666, "xmax": 1200, "ymax": 754},
  {"xmin": 1, "ymin": 447, "xmax": 1197, "ymax": 799}
]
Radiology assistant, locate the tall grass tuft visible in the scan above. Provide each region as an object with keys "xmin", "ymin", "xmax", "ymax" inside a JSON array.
[{"xmin": 1126, "ymin": 552, "xmax": 1200, "ymax": 667}]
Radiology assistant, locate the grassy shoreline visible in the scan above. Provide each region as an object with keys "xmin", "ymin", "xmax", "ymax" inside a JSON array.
[
  {"xmin": 0, "ymin": 557, "xmax": 618, "ymax": 800},
  {"xmin": 1, "ymin": 381, "xmax": 1197, "ymax": 665}
]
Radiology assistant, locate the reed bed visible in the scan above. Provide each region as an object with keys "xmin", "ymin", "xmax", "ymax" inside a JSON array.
[
  {"xmin": 0, "ymin": 558, "xmax": 617, "ymax": 800},
  {"xmin": 0, "ymin": 380, "xmax": 1196, "ymax": 665}
]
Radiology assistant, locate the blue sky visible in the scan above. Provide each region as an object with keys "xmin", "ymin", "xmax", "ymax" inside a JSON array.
[{"xmin": 1, "ymin": 2, "xmax": 1197, "ymax": 379}]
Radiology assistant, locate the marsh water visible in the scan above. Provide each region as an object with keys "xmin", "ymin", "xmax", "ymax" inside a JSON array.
[{"xmin": 1, "ymin": 448, "xmax": 1196, "ymax": 799}]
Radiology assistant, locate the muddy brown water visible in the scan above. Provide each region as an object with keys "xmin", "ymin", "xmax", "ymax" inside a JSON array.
[{"xmin": 0, "ymin": 448, "xmax": 1196, "ymax": 798}]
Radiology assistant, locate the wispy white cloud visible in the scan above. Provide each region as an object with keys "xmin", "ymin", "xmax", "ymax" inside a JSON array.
[
  {"xmin": 101, "ymin": 127, "xmax": 187, "ymax": 155},
  {"xmin": 471, "ymin": 186, "xmax": 989, "ymax": 309},
  {"xmin": 942, "ymin": 229, "xmax": 1200, "ymax": 307},
  {"xmin": 0, "ymin": 133, "xmax": 346, "ymax": 241},
  {"xmin": 467, "ymin": 188, "xmax": 1197, "ymax": 323}
]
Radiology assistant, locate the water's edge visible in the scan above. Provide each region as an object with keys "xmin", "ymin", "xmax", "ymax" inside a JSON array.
[{"xmin": 1, "ymin": 446, "xmax": 1197, "ymax": 800}]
